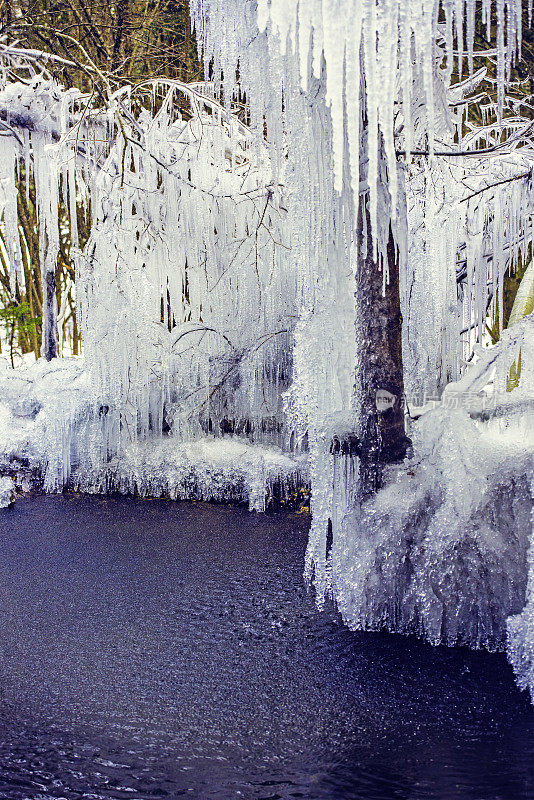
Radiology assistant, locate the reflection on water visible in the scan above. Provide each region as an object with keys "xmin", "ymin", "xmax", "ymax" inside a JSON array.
[{"xmin": 0, "ymin": 495, "xmax": 532, "ymax": 799}]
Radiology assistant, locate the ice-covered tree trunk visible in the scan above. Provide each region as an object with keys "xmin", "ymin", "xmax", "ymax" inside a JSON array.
[
  {"xmin": 332, "ymin": 205, "xmax": 407, "ymax": 501},
  {"xmin": 41, "ymin": 245, "xmax": 58, "ymax": 362},
  {"xmin": 354, "ymin": 201, "xmax": 408, "ymax": 498},
  {"xmin": 33, "ymin": 139, "xmax": 60, "ymax": 362},
  {"xmin": 331, "ymin": 116, "xmax": 408, "ymax": 500}
]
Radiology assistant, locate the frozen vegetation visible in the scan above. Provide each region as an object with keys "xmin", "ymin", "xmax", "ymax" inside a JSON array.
[
  {"xmin": 0, "ymin": 358, "xmax": 304, "ymax": 511},
  {"xmin": 0, "ymin": 1, "xmax": 533, "ymax": 700}
]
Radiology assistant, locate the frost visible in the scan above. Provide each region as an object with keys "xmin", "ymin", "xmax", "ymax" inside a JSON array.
[{"xmin": 0, "ymin": 476, "xmax": 14, "ymax": 508}]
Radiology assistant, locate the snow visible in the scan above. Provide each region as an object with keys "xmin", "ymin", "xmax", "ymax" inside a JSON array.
[{"xmin": 0, "ymin": 476, "xmax": 14, "ymax": 508}]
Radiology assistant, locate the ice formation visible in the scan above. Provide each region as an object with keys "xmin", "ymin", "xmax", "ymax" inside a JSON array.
[
  {"xmin": 334, "ymin": 312, "xmax": 533, "ymax": 652},
  {"xmin": 190, "ymin": 0, "xmax": 534, "ymax": 689},
  {"xmin": 0, "ymin": 357, "xmax": 305, "ymax": 509},
  {"xmin": 0, "ymin": 63, "xmax": 302, "ymax": 506},
  {"xmin": 0, "ymin": 476, "xmax": 14, "ymax": 508},
  {"xmin": 508, "ymin": 472, "xmax": 534, "ymax": 702},
  {"xmin": 0, "ymin": 3, "xmax": 533, "ymax": 697}
]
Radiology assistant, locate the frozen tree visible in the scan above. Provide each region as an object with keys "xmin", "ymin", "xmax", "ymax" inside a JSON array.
[
  {"xmin": 189, "ymin": 0, "xmax": 534, "ymax": 690},
  {"xmin": 0, "ymin": 41, "xmax": 294, "ymax": 449}
]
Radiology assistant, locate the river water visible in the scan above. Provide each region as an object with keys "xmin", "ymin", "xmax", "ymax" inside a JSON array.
[{"xmin": 0, "ymin": 495, "xmax": 532, "ymax": 800}]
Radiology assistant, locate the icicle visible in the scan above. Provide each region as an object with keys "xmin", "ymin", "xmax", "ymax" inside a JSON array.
[
  {"xmin": 484, "ymin": 0, "xmax": 493, "ymax": 40},
  {"xmin": 0, "ymin": 137, "xmax": 22, "ymax": 292},
  {"xmin": 467, "ymin": 0, "xmax": 476, "ymax": 75},
  {"xmin": 345, "ymin": 3, "xmax": 363, "ymax": 220},
  {"xmin": 455, "ymin": 0, "xmax": 464, "ymax": 81},
  {"xmin": 363, "ymin": 0, "xmax": 379, "ymax": 255}
]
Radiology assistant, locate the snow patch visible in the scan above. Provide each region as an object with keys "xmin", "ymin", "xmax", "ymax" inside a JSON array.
[{"xmin": 0, "ymin": 476, "xmax": 14, "ymax": 508}]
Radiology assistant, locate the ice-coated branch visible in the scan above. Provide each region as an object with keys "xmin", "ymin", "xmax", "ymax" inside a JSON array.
[{"xmin": 460, "ymin": 170, "xmax": 532, "ymax": 203}]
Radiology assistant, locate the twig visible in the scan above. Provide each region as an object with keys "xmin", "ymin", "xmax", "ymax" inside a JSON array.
[{"xmin": 459, "ymin": 170, "xmax": 531, "ymax": 203}]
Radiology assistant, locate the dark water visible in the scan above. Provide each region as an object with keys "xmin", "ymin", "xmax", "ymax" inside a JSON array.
[{"xmin": 0, "ymin": 496, "xmax": 532, "ymax": 800}]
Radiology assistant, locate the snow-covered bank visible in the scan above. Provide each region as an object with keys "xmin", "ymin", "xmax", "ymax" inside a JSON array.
[{"xmin": 0, "ymin": 357, "xmax": 307, "ymax": 510}]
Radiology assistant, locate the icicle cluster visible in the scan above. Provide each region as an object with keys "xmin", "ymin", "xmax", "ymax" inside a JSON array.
[
  {"xmin": 0, "ymin": 72, "xmax": 302, "ymax": 505},
  {"xmin": 191, "ymin": 0, "xmax": 522, "ymax": 240},
  {"xmin": 403, "ymin": 155, "xmax": 534, "ymax": 402},
  {"xmin": 78, "ymin": 81, "xmax": 294, "ymax": 449}
]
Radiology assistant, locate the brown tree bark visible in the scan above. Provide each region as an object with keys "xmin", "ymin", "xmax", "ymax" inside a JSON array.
[
  {"xmin": 332, "ymin": 192, "xmax": 410, "ymax": 500},
  {"xmin": 355, "ymin": 197, "xmax": 409, "ymax": 497}
]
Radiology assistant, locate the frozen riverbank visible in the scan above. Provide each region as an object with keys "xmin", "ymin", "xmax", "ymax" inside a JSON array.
[
  {"xmin": 0, "ymin": 357, "xmax": 307, "ymax": 511},
  {"xmin": 328, "ymin": 314, "xmax": 534, "ymax": 694}
]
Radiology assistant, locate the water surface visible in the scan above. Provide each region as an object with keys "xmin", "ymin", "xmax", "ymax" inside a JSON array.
[{"xmin": 0, "ymin": 495, "xmax": 532, "ymax": 799}]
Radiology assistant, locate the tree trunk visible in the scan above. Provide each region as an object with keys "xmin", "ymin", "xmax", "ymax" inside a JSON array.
[
  {"xmin": 42, "ymin": 265, "xmax": 58, "ymax": 361},
  {"xmin": 332, "ymin": 191, "xmax": 410, "ymax": 499},
  {"xmin": 356, "ymin": 197, "xmax": 409, "ymax": 497}
]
